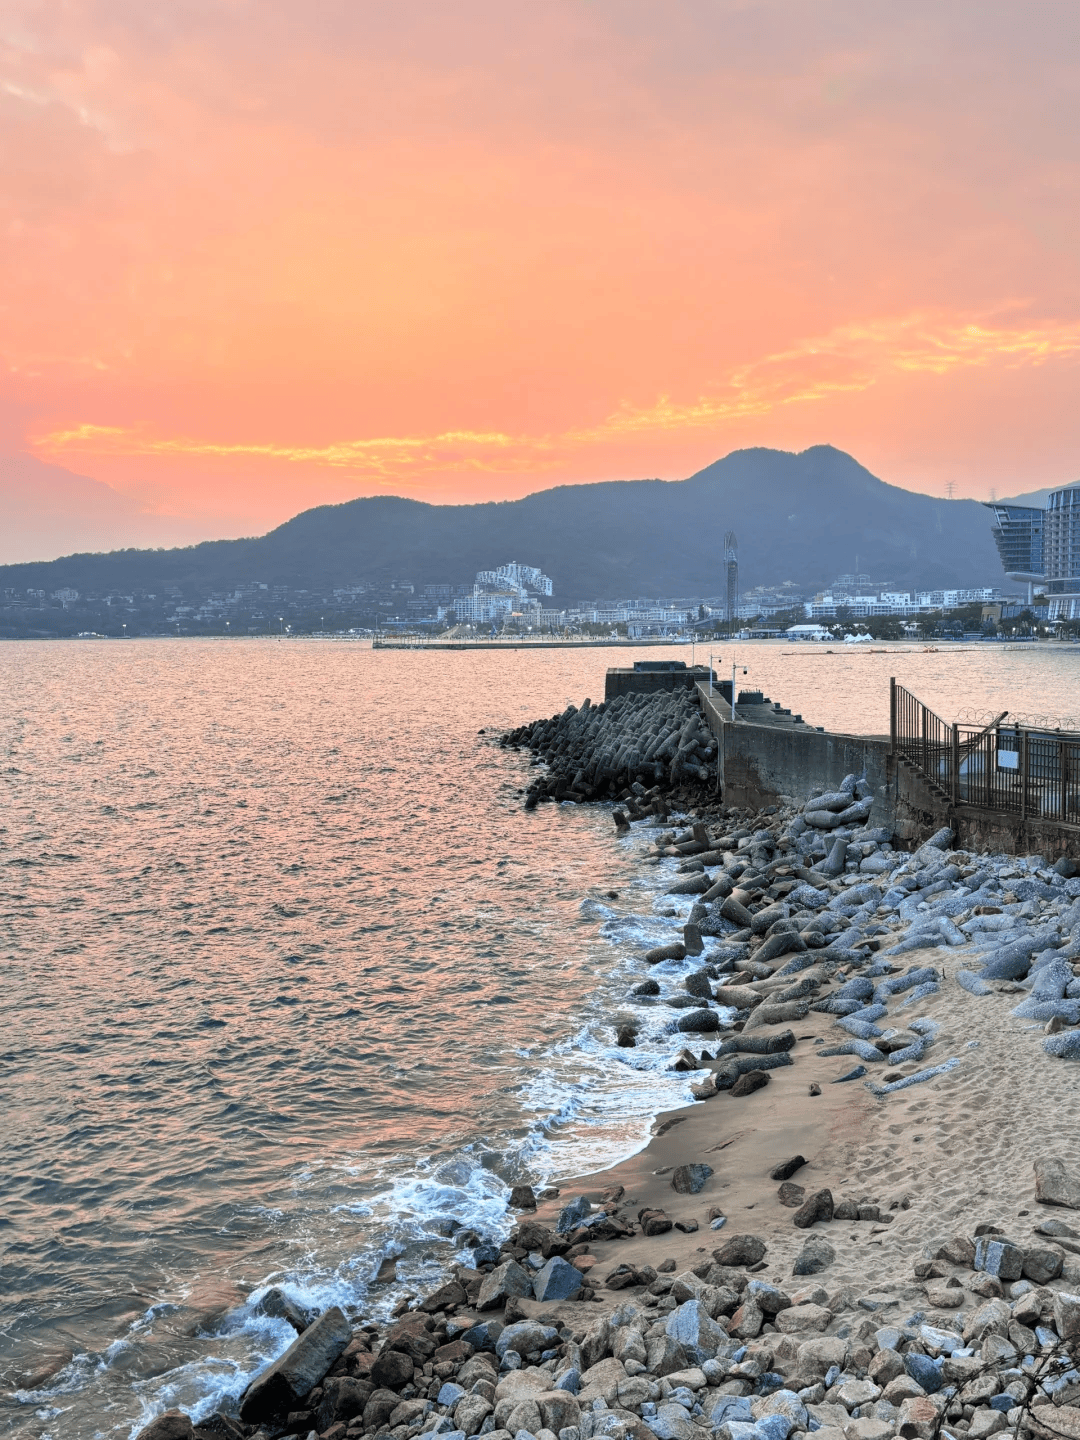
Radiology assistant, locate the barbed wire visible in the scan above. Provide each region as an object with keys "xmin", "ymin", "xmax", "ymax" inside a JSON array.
[{"xmin": 956, "ymin": 707, "xmax": 1080, "ymax": 731}]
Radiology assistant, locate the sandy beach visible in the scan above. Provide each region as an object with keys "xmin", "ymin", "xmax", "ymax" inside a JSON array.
[{"xmin": 531, "ymin": 930, "xmax": 1080, "ymax": 1312}]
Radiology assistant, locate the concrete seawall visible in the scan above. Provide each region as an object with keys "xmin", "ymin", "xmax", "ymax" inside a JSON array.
[
  {"xmin": 696, "ymin": 682, "xmax": 892, "ymax": 822},
  {"xmin": 695, "ymin": 681, "xmax": 1080, "ymax": 860}
]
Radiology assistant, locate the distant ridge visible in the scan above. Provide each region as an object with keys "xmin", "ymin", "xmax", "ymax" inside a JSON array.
[
  {"xmin": 996, "ymin": 478, "xmax": 1080, "ymax": 511},
  {"xmin": 0, "ymin": 453, "xmax": 241, "ymax": 564},
  {"xmin": 0, "ymin": 445, "xmax": 1005, "ymax": 599}
]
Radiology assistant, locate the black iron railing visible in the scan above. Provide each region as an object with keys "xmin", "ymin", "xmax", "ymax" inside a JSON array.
[{"xmin": 890, "ymin": 678, "xmax": 1080, "ymax": 827}]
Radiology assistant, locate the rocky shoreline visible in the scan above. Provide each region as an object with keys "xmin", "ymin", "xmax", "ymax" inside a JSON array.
[{"xmin": 134, "ymin": 698, "xmax": 1080, "ymax": 1440}]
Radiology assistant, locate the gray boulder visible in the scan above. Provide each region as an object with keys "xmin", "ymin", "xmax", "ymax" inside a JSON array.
[
  {"xmin": 1053, "ymin": 1292, "xmax": 1080, "ymax": 1340},
  {"xmin": 746, "ymin": 1280, "xmax": 792, "ymax": 1315},
  {"xmin": 962, "ymin": 1298, "xmax": 1011, "ymax": 1344},
  {"xmin": 674, "ymin": 1008, "xmax": 723, "ymax": 1033},
  {"xmin": 974, "ymin": 1236, "xmax": 1024, "ymax": 1281},
  {"xmin": 714, "ymin": 1234, "xmax": 766, "ymax": 1266},
  {"xmin": 253, "ymin": 1286, "xmax": 312, "ymax": 1333},
  {"xmin": 1035, "ymin": 1157, "xmax": 1080, "ymax": 1208},
  {"xmin": 317, "ymin": 1377, "xmax": 373, "ymax": 1433},
  {"xmin": 371, "ymin": 1349, "xmax": 414, "ymax": 1389},
  {"xmin": 538, "ymin": 1390, "xmax": 582, "ymax": 1432},
  {"xmin": 792, "ymin": 1189, "xmax": 834, "ymax": 1229},
  {"xmin": 476, "ymin": 1260, "xmax": 533, "ymax": 1311},
  {"xmin": 665, "ymin": 1298, "xmax": 727, "ymax": 1365},
  {"xmin": 239, "ymin": 1305, "xmax": 353, "ymax": 1423},
  {"xmin": 646, "ymin": 1333, "xmax": 691, "ymax": 1376},
  {"xmin": 455, "ymin": 1395, "xmax": 494, "ymax": 1436},
  {"xmin": 649, "ymin": 1402, "xmax": 696, "ymax": 1440},
  {"xmin": 1045, "ymin": 1032, "xmax": 1080, "ymax": 1059},
  {"xmin": 792, "ymin": 1236, "xmax": 836, "ymax": 1276},
  {"xmin": 557, "ymin": 1195, "xmax": 591, "ymax": 1233},
  {"xmin": 134, "ymin": 1414, "xmax": 193, "ymax": 1440},
  {"xmin": 579, "ymin": 1314, "xmax": 615, "ymax": 1369},
  {"xmin": 532, "ymin": 1256, "xmax": 583, "ymax": 1303},
  {"xmin": 496, "ymin": 1321, "xmax": 559, "ymax": 1358},
  {"xmin": 671, "ymin": 1163, "xmax": 713, "ymax": 1194}
]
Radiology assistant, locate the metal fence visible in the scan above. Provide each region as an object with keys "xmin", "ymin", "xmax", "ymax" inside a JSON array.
[{"xmin": 890, "ymin": 678, "xmax": 1080, "ymax": 826}]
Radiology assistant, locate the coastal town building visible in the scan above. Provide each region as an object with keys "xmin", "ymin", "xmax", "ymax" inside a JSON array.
[
  {"xmin": 986, "ymin": 482, "xmax": 1080, "ymax": 617},
  {"xmin": 436, "ymin": 561, "xmax": 555, "ymax": 624},
  {"xmin": 805, "ymin": 588, "xmax": 998, "ymax": 618}
]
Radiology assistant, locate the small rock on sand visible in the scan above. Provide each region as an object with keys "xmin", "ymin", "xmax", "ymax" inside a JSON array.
[
  {"xmin": 1035, "ymin": 1157, "xmax": 1080, "ymax": 1209},
  {"xmin": 714, "ymin": 1234, "xmax": 767, "ymax": 1266},
  {"xmin": 770, "ymin": 1155, "xmax": 807, "ymax": 1181},
  {"xmin": 640, "ymin": 1208, "xmax": 674, "ymax": 1236},
  {"xmin": 792, "ymin": 1236, "xmax": 836, "ymax": 1275},
  {"xmin": 792, "ymin": 1189, "xmax": 834, "ymax": 1229},
  {"xmin": 671, "ymin": 1163, "xmax": 714, "ymax": 1194}
]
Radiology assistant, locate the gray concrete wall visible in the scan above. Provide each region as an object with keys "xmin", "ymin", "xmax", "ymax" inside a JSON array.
[
  {"xmin": 604, "ymin": 666, "xmax": 716, "ymax": 701},
  {"xmin": 696, "ymin": 683, "xmax": 893, "ymax": 825},
  {"xmin": 892, "ymin": 761, "xmax": 1080, "ymax": 859}
]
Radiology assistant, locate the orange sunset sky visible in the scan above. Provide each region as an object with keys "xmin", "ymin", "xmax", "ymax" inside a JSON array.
[{"xmin": 3, "ymin": 0, "xmax": 1080, "ymax": 543}]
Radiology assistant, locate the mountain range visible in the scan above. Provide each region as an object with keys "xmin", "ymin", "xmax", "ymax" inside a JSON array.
[
  {"xmin": 0, "ymin": 453, "xmax": 244, "ymax": 564},
  {"xmin": 0, "ymin": 445, "xmax": 1028, "ymax": 600}
]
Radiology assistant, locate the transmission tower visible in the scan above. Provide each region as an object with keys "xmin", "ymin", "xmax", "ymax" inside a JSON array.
[{"xmin": 724, "ymin": 531, "xmax": 739, "ymax": 627}]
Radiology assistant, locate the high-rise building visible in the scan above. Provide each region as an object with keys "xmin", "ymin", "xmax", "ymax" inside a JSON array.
[
  {"xmin": 985, "ymin": 484, "xmax": 1080, "ymax": 616},
  {"xmin": 985, "ymin": 503, "xmax": 1044, "ymax": 592},
  {"xmin": 1045, "ymin": 487, "xmax": 1080, "ymax": 607}
]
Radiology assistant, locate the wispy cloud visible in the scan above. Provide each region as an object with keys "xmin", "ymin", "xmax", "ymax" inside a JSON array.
[{"xmin": 34, "ymin": 310, "xmax": 1080, "ymax": 481}]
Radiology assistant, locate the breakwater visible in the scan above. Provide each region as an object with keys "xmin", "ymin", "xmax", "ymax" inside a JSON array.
[
  {"xmin": 504, "ymin": 670, "xmax": 1080, "ymax": 861},
  {"xmin": 501, "ymin": 690, "xmax": 719, "ymax": 810}
]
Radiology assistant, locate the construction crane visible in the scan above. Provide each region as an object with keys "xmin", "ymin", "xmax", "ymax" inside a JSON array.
[{"xmin": 724, "ymin": 531, "xmax": 739, "ymax": 629}]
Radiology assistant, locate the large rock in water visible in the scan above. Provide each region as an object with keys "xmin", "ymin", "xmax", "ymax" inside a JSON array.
[
  {"xmin": 1035, "ymin": 1157, "xmax": 1080, "ymax": 1209},
  {"xmin": 134, "ymin": 1413, "xmax": 193, "ymax": 1440},
  {"xmin": 239, "ymin": 1305, "xmax": 353, "ymax": 1423}
]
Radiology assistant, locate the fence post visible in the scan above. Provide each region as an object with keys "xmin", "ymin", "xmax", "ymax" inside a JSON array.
[
  {"xmin": 1021, "ymin": 730, "xmax": 1029, "ymax": 822},
  {"xmin": 890, "ymin": 677, "xmax": 897, "ymax": 752},
  {"xmin": 921, "ymin": 705, "xmax": 928, "ymax": 776},
  {"xmin": 1059, "ymin": 738, "xmax": 1068, "ymax": 824},
  {"xmin": 951, "ymin": 724, "xmax": 960, "ymax": 807}
]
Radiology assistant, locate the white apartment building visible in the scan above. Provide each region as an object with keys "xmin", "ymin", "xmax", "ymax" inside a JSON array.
[{"xmin": 806, "ymin": 588, "xmax": 997, "ymax": 618}]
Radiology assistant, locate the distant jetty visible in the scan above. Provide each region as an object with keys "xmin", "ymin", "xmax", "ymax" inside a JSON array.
[{"xmin": 372, "ymin": 636, "xmax": 697, "ymax": 650}]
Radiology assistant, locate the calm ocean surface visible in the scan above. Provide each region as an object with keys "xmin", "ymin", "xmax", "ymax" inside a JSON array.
[{"xmin": 2, "ymin": 638, "xmax": 1079, "ymax": 1438}]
